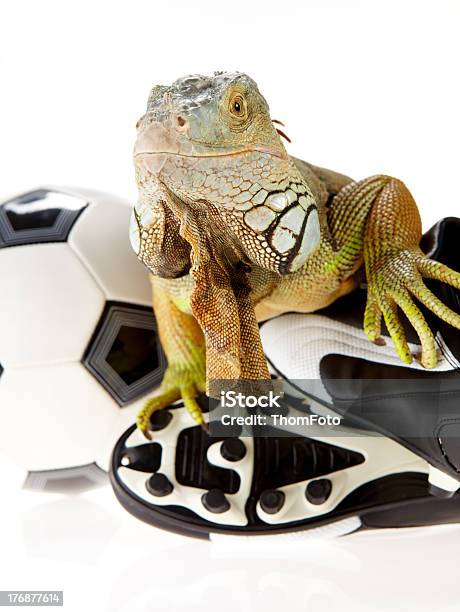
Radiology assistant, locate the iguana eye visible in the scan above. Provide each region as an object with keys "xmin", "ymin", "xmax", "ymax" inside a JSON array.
[{"xmin": 229, "ymin": 94, "xmax": 246, "ymax": 118}]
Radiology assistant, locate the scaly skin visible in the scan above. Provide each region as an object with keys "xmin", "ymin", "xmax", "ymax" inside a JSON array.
[{"xmin": 130, "ymin": 72, "xmax": 460, "ymax": 437}]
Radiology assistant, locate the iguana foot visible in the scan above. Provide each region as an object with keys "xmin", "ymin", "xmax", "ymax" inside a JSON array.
[
  {"xmin": 137, "ymin": 364, "xmax": 207, "ymax": 440},
  {"xmin": 364, "ymin": 249, "xmax": 460, "ymax": 368}
]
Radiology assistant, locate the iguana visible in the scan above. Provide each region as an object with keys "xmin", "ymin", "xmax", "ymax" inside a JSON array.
[{"xmin": 131, "ymin": 71, "xmax": 460, "ymax": 439}]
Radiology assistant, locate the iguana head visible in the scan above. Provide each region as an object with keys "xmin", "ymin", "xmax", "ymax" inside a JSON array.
[{"xmin": 134, "ymin": 72, "xmax": 320, "ymax": 274}]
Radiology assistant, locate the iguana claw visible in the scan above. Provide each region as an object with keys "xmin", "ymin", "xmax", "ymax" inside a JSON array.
[
  {"xmin": 137, "ymin": 364, "xmax": 206, "ymax": 440},
  {"xmin": 364, "ymin": 248, "xmax": 460, "ymax": 369}
]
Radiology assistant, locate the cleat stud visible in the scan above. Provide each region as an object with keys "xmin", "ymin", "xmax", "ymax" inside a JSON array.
[
  {"xmin": 201, "ymin": 489, "xmax": 230, "ymax": 514},
  {"xmin": 260, "ymin": 489, "xmax": 285, "ymax": 515},
  {"xmin": 305, "ymin": 479, "xmax": 332, "ymax": 505},
  {"xmin": 150, "ymin": 409, "xmax": 172, "ymax": 431},
  {"xmin": 220, "ymin": 438, "xmax": 246, "ymax": 462},
  {"xmin": 146, "ymin": 473, "xmax": 173, "ymax": 497}
]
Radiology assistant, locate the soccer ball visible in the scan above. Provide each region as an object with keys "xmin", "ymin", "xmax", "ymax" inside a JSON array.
[{"xmin": 0, "ymin": 187, "xmax": 166, "ymax": 492}]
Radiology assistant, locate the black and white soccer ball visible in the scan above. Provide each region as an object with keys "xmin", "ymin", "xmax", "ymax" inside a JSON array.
[{"xmin": 0, "ymin": 187, "xmax": 166, "ymax": 492}]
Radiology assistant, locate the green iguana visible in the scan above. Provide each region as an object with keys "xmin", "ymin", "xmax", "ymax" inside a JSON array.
[{"xmin": 130, "ymin": 71, "xmax": 460, "ymax": 439}]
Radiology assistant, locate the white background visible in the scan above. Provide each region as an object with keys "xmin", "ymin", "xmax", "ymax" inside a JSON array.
[{"xmin": 1, "ymin": 1, "xmax": 460, "ymax": 610}]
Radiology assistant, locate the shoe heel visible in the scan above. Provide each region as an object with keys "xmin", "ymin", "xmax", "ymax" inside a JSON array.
[{"xmin": 428, "ymin": 466, "xmax": 460, "ymax": 498}]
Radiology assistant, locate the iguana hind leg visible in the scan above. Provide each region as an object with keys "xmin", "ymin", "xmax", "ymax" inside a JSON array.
[
  {"xmin": 288, "ymin": 172, "xmax": 460, "ymax": 368},
  {"xmin": 362, "ymin": 177, "xmax": 460, "ymax": 368}
]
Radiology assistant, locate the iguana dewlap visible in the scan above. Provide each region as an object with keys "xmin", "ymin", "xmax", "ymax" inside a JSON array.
[{"xmin": 130, "ymin": 72, "xmax": 460, "ymax": 437}]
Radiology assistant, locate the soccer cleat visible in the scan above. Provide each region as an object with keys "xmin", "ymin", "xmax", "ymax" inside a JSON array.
[{"xmin": 110, "ymin": 390, "xmax": 460, "ymax": 539}]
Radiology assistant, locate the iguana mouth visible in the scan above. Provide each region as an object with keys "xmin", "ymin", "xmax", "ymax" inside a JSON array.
[
  {"xmin": 134, "ymin": 146, "xmax": 286, "ymax": 176},
  {"xmin": 134, "ymin": 145, "xmax": 285, "ymax": 160},
  {"xmin": 134, "ymin": 120, "xmax": 287, "ymax": 173}
]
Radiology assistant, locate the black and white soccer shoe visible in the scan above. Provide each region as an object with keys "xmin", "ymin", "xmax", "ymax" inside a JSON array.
[{"xmin": 110, "ymin": 391, "xmax": 460, "ymax": 540}]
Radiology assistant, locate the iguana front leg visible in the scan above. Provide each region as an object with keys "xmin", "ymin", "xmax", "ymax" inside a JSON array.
[
  {"xmin": 163, "ymin": 187, "xmax": 271, "ymax": 384},
  {"xmin": 337, "ymin": 176, "xmax": 460, "ymax": 367},
  {"xmin": 136, "ymin": 275, "xmax": 206, "ymax": 438}
]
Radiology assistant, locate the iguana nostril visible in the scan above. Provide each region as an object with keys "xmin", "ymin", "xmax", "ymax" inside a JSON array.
[{"xmin": 176, "ymin": 115, "xmax": 187, "ymax": 129}]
